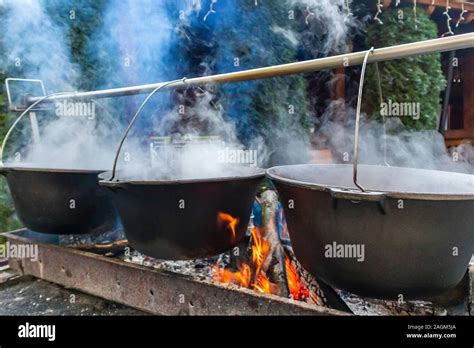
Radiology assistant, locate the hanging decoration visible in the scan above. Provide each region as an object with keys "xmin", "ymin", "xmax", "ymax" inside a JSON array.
[
  {"xmin": 305, "ymin": 3, "xmax": 315, "ymax": 25},
  {"xmin": 441, "ymin": 0, "xmax": 454, "ymax": 37},
  {"xmin": 374, "ymin": 0, "xmax": 384, "ymax": 24},
  {"xmin": 456, "ymin": 3, "xmax": 467, "ymax": 27},
  {"xmin": 203, "ymin": 0, "xmax": 218, "ymax": 21},
  {"xmin": 344, "ymin": 0, "xmax": 353, "ymax": 18}
]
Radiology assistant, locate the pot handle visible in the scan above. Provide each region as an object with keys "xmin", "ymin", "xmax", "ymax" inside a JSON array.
[
  {"xmin": 0, "ymin": 93, "xmax": 122, "ymax": 166},
  {"xmin": 352, "ymin": 47, "xmax": 374, "ymax": 192},
  {"xmin": 329, "ymin": 187, "xmax": 386, "ymax": 202},
  {"xmin": 0, "ymin": 92, "xmax": 72, "ymax": 165},
  {"xmin": 109, "ymin": 78, "xmax": 188, "ymax": 181}
]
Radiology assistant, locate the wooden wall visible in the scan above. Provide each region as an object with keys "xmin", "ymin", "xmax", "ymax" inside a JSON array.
[{"xmin": 462, "ymin": 50, "xmax": 474, "ymax": 139}]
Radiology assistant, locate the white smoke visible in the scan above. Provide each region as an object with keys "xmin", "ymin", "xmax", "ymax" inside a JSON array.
[
  {"xmin": 271, "ymin": 26, "xmax": 299, "ymax": 47},
  {"xmin": 0, "ymin": 0, "xmax": 78, "ymax": 91},
  {"xmin": 288, "ymin": 0, "xmax": 357, "ymax": 54},
  {"xmin": 319, "ymin": 100, "xmax": 474, "ymax": 174}
]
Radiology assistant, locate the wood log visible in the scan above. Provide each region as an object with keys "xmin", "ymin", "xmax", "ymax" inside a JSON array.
[{"xmin": 259, "ymin": 190, "xmax": 290, "ymax": 297}]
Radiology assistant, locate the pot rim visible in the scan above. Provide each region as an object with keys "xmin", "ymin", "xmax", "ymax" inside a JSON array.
[
  {"xmin": 267, "ymin": 163, "xmax": 474, "ymax": 201},
  {"xmin": 0, "ymin": 164, "xmax": 106, "ymax": 174},
  {"xmin": 98, "ymin": 167, "xmax": 266, "ymax": 186}
]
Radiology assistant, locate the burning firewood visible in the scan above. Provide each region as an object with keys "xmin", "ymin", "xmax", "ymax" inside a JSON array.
[
  {"xmin": 212, "ymin": 191, "xmax": 285, "ymax": 296},
  {"xmin": 257, "ymin": 190, "xmax": 290, "ymax": 297},
  {"xmin": 283, "ymin": 245, "xmax": 352, "ymax": 312},
  {"xmin": 213, "ymin": 189, "xmax": 320, "ymax": 303},
  {"xmin": 211, "ymin": 188, "xmax": 353, "ymax": 312}
]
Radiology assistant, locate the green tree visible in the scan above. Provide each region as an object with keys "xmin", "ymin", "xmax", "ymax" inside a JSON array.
[
  {"xmin": 212, "ymin": 0, "xmax": 311, "ymax": 166},
  {"xmin": 364, "ymin": 6, "xmax": 446, "ymax": 130}
]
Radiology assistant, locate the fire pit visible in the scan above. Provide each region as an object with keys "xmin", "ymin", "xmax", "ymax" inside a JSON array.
[
  {"xmin": 4, "ymin": 217, "xmax": 471, "ymax": 315},
  {"xmin": 3, "ymin": 227, "xmax": 346, "ymax": 316},
  {"xmin": 2, "ymin": 34, "xmax": 473, "ymax": 306}
]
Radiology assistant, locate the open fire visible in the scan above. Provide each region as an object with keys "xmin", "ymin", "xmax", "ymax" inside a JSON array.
[
  {"xmin": 285, "ymin": 256, "xmax": 311, "ymax": 302},
  {"xmin": 217, "ymin": 212, "xmax": 239, "ymax": 240},
  {"xmin": 50, "ymin": 189, "xmax": 469, "ymax": 316},
  {"xmin": 213, "ymin": 222, "xmax": 274, "ymax": 294},
  {"xmin": 214, "ymin": 211, "xmax": 311, "ymax": 300}
]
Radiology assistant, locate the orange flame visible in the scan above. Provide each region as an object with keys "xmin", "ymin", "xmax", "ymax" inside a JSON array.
[
  {"xmin": 217, "ymin": 212, "xmax": 239, "ymax": 239},
  {"xmin": 214, "ymin": 213, "xmax": 314, "ymax": 302},
  {"xmin": 285, "ymin": 255, "xmax": 310, "ymax": 301},
  {"xmin": 213, "ymin": 263, "xmax": 251, "ymax": 288},
  {"xmin": 254, "ymin": 273, "xmax": 272, "ymax": 294},
  {"xmin": 213, "ymin": 215, "xmax": 274, "ymax": 295},
  {"xmin": 250, "ymin": 226, "xmax": 270, "ymax": 278}
]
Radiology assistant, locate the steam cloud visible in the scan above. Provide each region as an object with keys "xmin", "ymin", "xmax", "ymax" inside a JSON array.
[
  {"xmin": 0, "ymin": 0, "xmax": 78, "ymax": 91},
  {"xmin": 287, "ymin": 0, "xmax": 357, "ymax": 55},
  {"xmin": 319, "ymin": 100, "xmax": 474, "ymax": 174},
  {"xmin": 1, "ymin": 0, "xmax": 471, "ymax": 180}
]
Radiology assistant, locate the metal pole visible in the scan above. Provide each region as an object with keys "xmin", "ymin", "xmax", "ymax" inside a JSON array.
[{"xmin": 29, "ymin": 33, "xmax": 474, "ymax": 102}]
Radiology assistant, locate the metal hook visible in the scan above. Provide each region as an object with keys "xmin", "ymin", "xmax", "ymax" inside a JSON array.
[
  {"xmin": 353, "ymin": 47, "xmax": 375, "ymax": 192},
  {"xmin": 109, "ymin": 77, "xmax": 188, "ymax": 181}
]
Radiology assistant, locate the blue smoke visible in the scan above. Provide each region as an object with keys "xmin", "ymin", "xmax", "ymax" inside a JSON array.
[{"xmin": 1, "ymin": 0, "xmax": 356, "ymax": 166}]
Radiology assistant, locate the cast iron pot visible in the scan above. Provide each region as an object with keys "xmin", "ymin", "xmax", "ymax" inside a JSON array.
[
  {"xmin": 0, "ymin": 165, "xmax": 117, "ymax": 234},
  {"xmin": 99, "ymin": 166, "xmax": 265, "ymax": 260},
  {"xmin": 267, "ymin": 164, "xmax": 474, "ymax": 299}
]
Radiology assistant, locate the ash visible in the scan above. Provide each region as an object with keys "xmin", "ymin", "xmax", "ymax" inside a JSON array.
[
  {"xmin": 59, "ymin": 225, "xmax": 125, "ymax": 246},
  {"xmin": 121, "ymin": 250, "xmax": 230, "ymax": 282},
  {"xmin": 338, "ymin": 291, "xmax": 435, "ymax": 316}
]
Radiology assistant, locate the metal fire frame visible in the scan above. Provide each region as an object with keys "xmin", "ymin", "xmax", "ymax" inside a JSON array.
[{"xmin": 4, "ymin": 229, "xmax": 348, "ymax": 316}]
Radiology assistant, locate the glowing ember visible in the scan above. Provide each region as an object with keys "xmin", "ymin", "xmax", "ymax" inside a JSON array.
[
  {"xmin": 285, "ymin": 255, "xmax": 310, "ymax": 301},
  {"xmin": 217, "ymin": 212, "xmax": 239, "ymax": 239}
]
